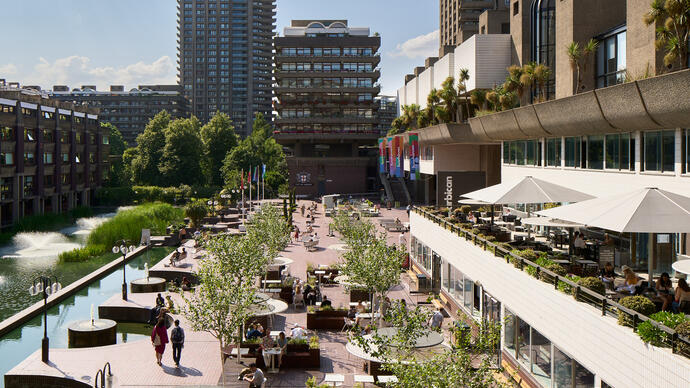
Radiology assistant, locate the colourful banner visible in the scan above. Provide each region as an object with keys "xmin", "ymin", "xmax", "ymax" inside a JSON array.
[
  {"xmin": 409, "ymin": 133, "xmax": 419, "ymax": 181},
  {"xmin": 387, "ymin": 136, "xmax": 394, "ymax": 176},
  {"xmin": 378, "ymin": 138, "xmax": 386, "ymax": 173},
  {"xmin": 395, "ymin": 136, "xmax": 402, "ymax": 178}
]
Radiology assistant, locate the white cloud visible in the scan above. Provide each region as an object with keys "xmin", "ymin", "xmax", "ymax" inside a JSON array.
[
  {"xmin": 14, "ymin": 55, "xmax": 177, "ymax": 90},
  {"xmin": 0, "ymin": 63, "xmax": 18, "ymax": 76},
  {"xmin": 390, "ymin": 30, "xmax": 439, "ymax": 59}
]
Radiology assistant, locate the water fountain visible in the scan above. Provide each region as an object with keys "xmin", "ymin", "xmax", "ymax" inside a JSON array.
[
  {"xmin": 130, "ymin": 262, "xmax": 166, "ymax": 293},
  {"xmin": 67, "ymin": 303, "xmax": 117, "ymax": 348}
]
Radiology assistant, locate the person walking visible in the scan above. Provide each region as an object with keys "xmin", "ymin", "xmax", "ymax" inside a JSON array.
[
  {"xmin": 151, "ymin": 318, "xmax": 169, "ymax": 366},
  {"xmin": 170, "ymin": 319, "xmax": 185, "ymax": 367}
]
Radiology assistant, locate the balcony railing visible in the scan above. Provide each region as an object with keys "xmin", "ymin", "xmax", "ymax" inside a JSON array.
[{"xmin": 413, "ymin": 206, "xmax": 690, "ymax": 358}]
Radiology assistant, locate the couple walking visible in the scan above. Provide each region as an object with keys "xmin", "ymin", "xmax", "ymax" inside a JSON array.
[{"xmin": 151, "ymin": 319, "xmax": 185, "ymax": 367}]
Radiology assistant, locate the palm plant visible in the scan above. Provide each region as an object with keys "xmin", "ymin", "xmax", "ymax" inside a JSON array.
[
  {"xmin": 520, "ymin": 62, "xmax": 536, "ymax": 101},
  {"xmin": 566, "ymin": 39, "xmax": 599, "ymax": 94},
  {"xmin": 470, "ymin": 89, "xmax": 487, "ymax": 111},
  {"xmin": 458, "ymin": 68, "xmax": 472, "ymax": 121},
  {"xmin": 533, "ymin": 63, "xmax": 552, "ymax": 102},
  {"xmin": 439, "ymin": 77, "xmax": 459, "ymax": 122},
  {"xmin": 426, "ymin": 89, "xmax": 442, "ymax": 125},
  {"xmin": 503, "ymin": 65, "xmax": 526, "ymax": 99},
  {"xmin": 644, "ymin": 0, "xmax": 690, "ymax": 69}
]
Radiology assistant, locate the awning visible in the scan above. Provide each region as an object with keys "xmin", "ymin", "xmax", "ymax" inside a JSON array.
[
  {"xmin": 537, "ymin": 187, "xmax": 690, "ymax": 233},
  {"xmin": 461, "ymin": 176, "xmax": 594, "ymax": 205},
  {"xmin": 521, "ymin": 217, "xmax": 584, "ymax": 228}
]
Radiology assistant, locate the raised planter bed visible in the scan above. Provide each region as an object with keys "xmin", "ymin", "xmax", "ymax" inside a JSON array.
[
  {"xmin": 350, "ymin": 289, "xmax": 371, "ymax": 303},
  {"xmin": 306, "ymin": 310, "xmax": 347, "ymax": 330}
]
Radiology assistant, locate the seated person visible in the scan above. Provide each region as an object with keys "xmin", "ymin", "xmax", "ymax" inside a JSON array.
[
  {"xmin": 656, "ymin": 272, "xmax": 674, "ymax": 311},
  {"xmin": 276, "ymin": 332, "xmax": 288, "ymax": 368},
  {"xmin": 155, "ymin": 293, "xmax": 165, "ymax": 308},
  {"xmin": 181, "ymin": 276, "xmax": 192, "ymax": 291},
  {"xmin": 170, "ymin": 251, "xmax": 180, "ymax": 266},
  {"xmin": 260, "ymin": 335, "xmax": 275, "ymax": 368},
  {"xmin": 347, "ymin": 306, "xmax": 357, "ymax": 319},
  {"xmin": 246, "ymin": 324, "xmax": 262, "ymax": 340},
  {"xmin": 355, "ymin": 301, "xmax": 367, "ymax": 314},
  {"xmin": 430, "ymin": 308, "xmax": 443, "ymax": 328},
  {"xmin": 180, "ymin": 247, "xmax": 187, "ymax": 259},
  {"xmin": 360, "ymin": 325, "xmax": 372, "ymax": 336},
  {"xmin": 672, "ymin": 278, "xmax": 690, "ymax": 313},
  {"xmin": 242, "ymin": 363, "xmax": 265, "ymax": 388},
  {"xmin": 305, "ymin": 288, "xmax": 318, "ymax": 306},
  {"xmin": 290, "ymin": 324, "xmax": 307, "ymax": 340},
  {"xmin": 573, "ymin": 231, "xmax": 586, "ymax": 254},
  {"xmin": 615, "ymin": 266, "xmax": 642, "ymax": 294},
  {"xmin": 255, "ymin": 322, "xmax": 265, "ymax": 337},
  {"xmin": 320, "ymin": 295, "xmax": 332, "ymax": 307},
  {"xmin": 600, "ymin": 262, "xmax": 616, "ymax": 289}
]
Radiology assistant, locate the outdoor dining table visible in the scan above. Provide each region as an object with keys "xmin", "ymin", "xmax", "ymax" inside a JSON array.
[
  {"xmin": 324, "ymin": 373, "xmax": 345, "ymax": 386},
  {"xmin": 576, "ymin": 259, "xmax": 598, "ymax": 271},
  {"xmin": 263, "ymin": 348, "xmax": 282, "ymax": 373},
  {"xmin": 315, "ymin": 270, "xmax": 326, "ymax": 285},
  {"xmin": 672, "ymin": 259, "xmax": 690, "ymax": 275}
]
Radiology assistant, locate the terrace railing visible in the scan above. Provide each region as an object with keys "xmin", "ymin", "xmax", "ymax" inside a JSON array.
[{"xmin": 413, "ymin": 206, "xmax": 690, "ymax": 358}]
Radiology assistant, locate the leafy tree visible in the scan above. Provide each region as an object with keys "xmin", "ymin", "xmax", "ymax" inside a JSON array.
[
  {"xmin": 184, "ymin": 199, "xmax": 208, "ymax": 227},
  {"xmin": 182, "ymin": 233, "xmax": 267, "ymax": 385},
  {"xmin": 129, "ymin": 111, "xmax": 170, "ymax": 186},
  {"xmin": 644, "ymin": 0, "xmax": 690, "ymax": 69},
  {"xmin": 221, "ymin": 113, "xmax": 287, "ymax": 196},
  {"xmin": 458, "ymin": 68, "xmax": 472, "ymax": 120},
  {"xmin": 439, "ymin": 77, "xmax": 460, "ymax": 122},
  {"xmin": 101, "ymin": 122, "xmax": 128, "ymax": 186},
  {"xmin": 246, "ymin": 203, "xmax": 291, "ymax": 261},
  {"xmin": 200, "ymin": 112, "xmax": 238, "ymax": 186},
  {"xmin": 159, "ymin": 117, "xmax": 204, "ymax": 186}
]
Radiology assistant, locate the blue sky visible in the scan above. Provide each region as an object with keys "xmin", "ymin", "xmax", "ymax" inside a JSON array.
[{"xmin": 0, "ymin": 0, "xmax": 438, "ymax": 96}]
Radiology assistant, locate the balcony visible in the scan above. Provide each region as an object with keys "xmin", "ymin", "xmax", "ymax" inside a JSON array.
[
  {"xmin": 272, "ymin": 130, "xmax": 380, "ymax": 142},
  {"xmin": 410, "ymin": 207, "xmax": 690, "ymax": 387}
]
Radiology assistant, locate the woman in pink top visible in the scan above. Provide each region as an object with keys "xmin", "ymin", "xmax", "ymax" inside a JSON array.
[{"xmin": 151, "ymin": 318, "xmax": 169, "ymax": 366}]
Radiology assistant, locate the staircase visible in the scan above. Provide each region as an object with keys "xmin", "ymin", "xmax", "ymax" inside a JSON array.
[{"xmin": 379, "ymin": 172, "xmax": 411, "ymax": 205}]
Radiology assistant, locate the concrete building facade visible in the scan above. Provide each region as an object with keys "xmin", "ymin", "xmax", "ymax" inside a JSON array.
[
  {"xmin": 440, "ymin": 0, "xmax": 510, "ymax": 50},
  {"xmin": 0, "ymin": 86, "xmax": 109, "ymax": 227},
  {"xmin": 177, "ymin": 0, "xmax": 275, "ymax": 136},
  {"xmin": 274, "ymin": 20, "xmax": 381, "ymax": 197},
  {"xmin": 49, "ymin": 85, "xmax": 189, "ymax": 145}
]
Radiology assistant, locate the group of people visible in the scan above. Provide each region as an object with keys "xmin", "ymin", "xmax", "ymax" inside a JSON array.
[
  {"xmin": 150, "ymin": 318, "xmax": 185, "ymax": 368},
  {"xmin": 603, "ymin": 263, "xmax": 690, "ymax": 313}
]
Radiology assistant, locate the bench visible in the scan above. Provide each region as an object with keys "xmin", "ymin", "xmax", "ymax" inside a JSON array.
[{"xmin": 303, "ymin": 239, "xmax": 319, "ymax": 252}]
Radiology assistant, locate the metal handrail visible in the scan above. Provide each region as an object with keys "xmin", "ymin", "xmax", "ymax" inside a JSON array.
[
  {"xmin": 412, "ymin": 206, "xmax": 690, "ymax": 356},
  {"xmin": 94, "ymin": 362, "xmax": 112, "ymax": 388}
]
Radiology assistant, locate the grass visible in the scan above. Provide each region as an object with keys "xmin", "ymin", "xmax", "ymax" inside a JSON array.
[
  {"xmin": 0, "ymin": 206, "xmax": 94, "ymax": 244},
  {"xmin": 59, "ymin": 203, "xmax": 183, "ymax": 262}
]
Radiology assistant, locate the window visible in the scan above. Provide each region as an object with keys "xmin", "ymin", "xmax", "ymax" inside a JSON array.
[
  {"xmin": 62, "ymin": 153, "xmax": 69, "ymax": 163},
  {"xmin": 60, "ymin": 131, "xmax": 69, "ymax": 144},
  {"xmin": 545, "ymin": 138, "xmax": 560, "ymax": 166},
  {"xmin": 24, "ymin": 129, "xmax": 36, "ymax": 142},
  {"xmin": 642, "ymin": 130, "xmax": 675, "ymax": 172},
  {"xmin": 44, "ymin": 174, "xmax": 54, "ymax": 187},
  {"xmin": 42, "ymin": 129, "xmax": 54, "ymax": 143},
  {"xmin": 553, "ymin": 346, "xmax": 595, "ymax": 388},
  {"xmin": 605, "ymin": 133, "xmax": 633, "ymax": 170},
  {"xmin": 1, "ymin": 178, "xmax": 12, "ymax": 200},
  {"xmin": 1, "ymin": 126, "xmax": 14, "ymax": 140},
  {"xmin": 564, "ymin": 136, "xmax": 582, "ymax": 167},
  {"xmin": 531, "ymin": 329, "xmax": 552, "ymax": 387},
  {"xmin": 513, "ymin": 1, "xmax": 519, "ymax": 16},
  {"xmin": 23, "ymin": 176, "xmax": 34, "ymax": 196},
  {"xmin": 596, "ymin": 27, "xmax": 626, "ymax": 88},
  {"xmin": 24, "ymin": 152, "xmax": 36, "ymax": 165},
  {"xmin": 43, "ymin": 152, "xmax": 54, "ymax": 164},
  {"xmin": 586, "ymin": 135, "xmax": 604, "ymax": 169},
  {"xmin": 684, "ymin": 129, "xmax": 690, "ymax": 174},
  {"xmin": 531, "ymin": 0, "xmax": 556, "ymax": 100},
  {"xmin": 1, "ymin": 152, "xmax": 14, "ymax": 166}
]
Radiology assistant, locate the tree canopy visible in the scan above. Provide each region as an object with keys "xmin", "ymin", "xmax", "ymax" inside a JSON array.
[
  {"xmin": 200, "ymin": 113, "xmax": 238, "ymax": 186},
  {"xmin": 101, "ymin": 122, "xmax": 128, "ymax": 187},
  {"xmin": 159, "ymin": 116, "xmax": 204, "ymax": 186}
]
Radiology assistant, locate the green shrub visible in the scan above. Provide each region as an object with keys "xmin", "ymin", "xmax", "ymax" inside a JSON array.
[
  {"xmin": 460, "ymin": 205, "xmax": 472, "ymax": 214},
  {"xmin": 497, "ymin": 242, "xmax": 512, "ymax": 253},
  {"xmin": 185, "ymin": 200, "xmax": 208, "ymax": 227},
  {"xmin": 484, "ymin": 235, "xmax": 497, "ymax": 242},
  {"xmin": 557, "ymin": 275, "xmax": 580, "ymax": 294},
  {"xmin": 618, "ymin": 296, "xmax": 657, "ymax": 327},
  {"xmin": 518, "ymin": 249, "xmax": 539, "ymax": 262},
  {"xmin": 288, "ymin": 338, "xmax": 307, "ymax": 346},
  {"xmin": 58, "ymin": 245, "xmax": 108, "ymax": 262},
  {"xmin": 636, "ymin": 312, "xmax": 688, "ymax": 347},
  {"xmin": 540, "ymin": 263, "xmax": 567, "ymax": 282},
  {"xmin": 575, "ymin": 277, "xmax": 606, "ymax": 296},
  {"xmin": 309, "ymin": 335, "xmax": 319, "ymax": 349},
  {"xmin": 675, "ymin": 321, "xmax": 690, "ymax": 354}
]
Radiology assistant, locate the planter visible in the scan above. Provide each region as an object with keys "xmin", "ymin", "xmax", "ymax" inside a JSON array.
[
  {"xmin": 306, "ymin": 310, "xmax": 348, "ymax": 330},
  {"xmin": 350, "ymin": 289, "xmax": 371, "ymax": 303}
]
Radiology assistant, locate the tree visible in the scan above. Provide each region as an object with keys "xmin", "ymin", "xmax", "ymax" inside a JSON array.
[
  {"xmin": 533, "ymin": 63, "xmax": 552, "ymax": 102},
  {"xmin": 159, "ymin": 117, "xmax": 204, "ymax": 186},
  {"xmin": 184, "ymin": 200, "xmax": 208, "ymax": 227},
  {"xmin": 129, "ymin": 110, "xmax": 170, "ymax": 186},
  {"xmin": 503, "ymin": 65, "xmax": 526, "ymax": 103},
  {"xmin": 439, "ymin": 77, "xmax": 460, "ymax": 122},
  {"xmin": 183, "ymin": 234, "xmax": 267, "ymax": 385},
  {"xmin": 470, "ymin": 89, "xmax": 487, "ymax": 112},
  {"xmin": 644, "ymin": 0, "xmax": 690, "ymax": 69},
  {"xmin": 246, "ymin": 203, "xmax": 291, "ymax": 261},
  {"xmin": 423, "ymin": 89, "xmax": 442, "ymax": 126},
  {"xmin": 200, "ymin": 113, "xmax": 238, "ymax": 186},
  {"xmin": 566, "ymin": 39, "xmax": 599, "ymax": 94},
  {"xmin": 221, "ymin": 113, "xmax": 287, "ymax": 196},
  {"xmin": 101, "ymin": 122, "xmax": 128, "ymax": 187}
]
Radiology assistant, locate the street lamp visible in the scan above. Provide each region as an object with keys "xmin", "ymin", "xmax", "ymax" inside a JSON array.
[
  {"xmin": 29, "ymin": 275, "xmax": 62, "ymax": 363},
  {"xmin": 112, "ymin": 240, "xmax": 136, "ymax": 301},
  {"xmin": 207, "ymin": 199, "xmax": 218, "ymax": 216}
]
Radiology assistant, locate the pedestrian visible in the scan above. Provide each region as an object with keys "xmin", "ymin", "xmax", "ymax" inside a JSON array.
[
  {"xmin": 243, "ymin": 363, "xmax": 265, "ymax": 388},
  {"xmin": 430, "ymin": 307, "xmax": 444, "ymax": 328},
  {"xmin": 406, "ymin": 203, "xmax": 411, "ymax": 216},
  {"xmin": 170, "ymin": 319, "xmax": 185, "ymax": 367},
  {"xmin": 151, "ymin": 318, "xmax": 169, "ymax": 366},
  {"xmin": 293, "ymin": 226, "xmax": 300, "ymax": 242}
]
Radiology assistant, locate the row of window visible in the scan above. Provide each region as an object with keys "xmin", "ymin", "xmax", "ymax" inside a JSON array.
[
  {"xmin": 411, "ymin": 235, "xmax": 602, "ymax": 388},
  {"xmin": 1, "ymin": 172, "xmax": 97, "ymax": 197},
  {"xmin": 278, "ymin": 108, "xmax": 374, "ymax": 119},
  {"xmin": 279, "ymin": 78, "xmax": 375, "ymax": 88},
  {"xmin": 0, "ymin": 127, "xmax": 103, "ymax": 145},
  {"xmin": 277, "ymin": 124, "xmax": 375, "ymax": 133},
  {"xmin": 0, "ymin": 152, "xmax": 96, "ymax": 166},
  {"xmin": 280, "ymin": 47, "xmax": 376, "ymax": 57},
  {"xmin": 280, "ymin": 62, "xmax": 374, "ymax": 72},
  {"xmin": 503, "ymin": 129, "xmax": 687, "ymax": 173}
]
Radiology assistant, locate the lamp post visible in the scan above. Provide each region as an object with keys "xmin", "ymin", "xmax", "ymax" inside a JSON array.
[
  {"xmin": 112, "ymin": 240, "xmax": 136, "ymax": 301},
  {"xmin": 207, "ymin": 199, "xmax": 218, "ymax": 217},
  {"xmin": 29, "ymin": 275, "xmax": 62, "ymax": 363}
]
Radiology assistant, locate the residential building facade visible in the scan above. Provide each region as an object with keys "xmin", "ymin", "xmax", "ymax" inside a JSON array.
[
  {"xmin": 177, "ymin": 0, "xmax": 275, "ymax": 136},
  {"xmin": 274, "ymin": 20, "xmax": 381, "ymax": 197},
  {"xmin": 440, "ymin": 0, "xmax": 510, "ymax": 50},
  {"xmin": 0, "ymin": 86, "xmax": 109, "ymax": 227},
  {"xmin": 400, "ymin": 1, "xmax": 690, "ymax": 387},
  {"xmin": 49, "ymin": 85, "xmax": 189, "ymax": 145},
  {"xmin": 375, "ymin": 95, "xmax": 398, "ymax": 136}
]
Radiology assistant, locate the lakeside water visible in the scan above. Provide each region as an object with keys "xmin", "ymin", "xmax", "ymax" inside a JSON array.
[
  {"xmin": 0, "ymin": 213, "xmax": 114, "ymax": 321},
  {"xmin": 0, "ymin": 247, "xmax": 172, "ymax": 387}
]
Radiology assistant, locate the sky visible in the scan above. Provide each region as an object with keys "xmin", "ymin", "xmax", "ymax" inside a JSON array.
[{"xmin": 0, "ymin": 0, "xmax": 438, "ymax": 97}]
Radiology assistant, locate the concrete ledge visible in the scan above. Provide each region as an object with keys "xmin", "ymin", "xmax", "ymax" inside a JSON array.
[
  {"xmin": 533, "ymin": 91, "xmax": 615, "ymax": 137},
  {"xmin": 637, "ymin": 68, "xmax": 690, "ymax": 128},
  {"xmin": 478, "ymin": 109, "xmax": 525, "ymax": 140},
  {"xmin": 0, "ymin": 246, "xmax": 149, "ymax": 338},
  {"xmin": 595, "ymin": 81, "xmax": 660, "ymax": 131},
  {"xmin": 4, "ymin": 374, "xmax": 91, "ymax": 388},
  {"xmin": 513, "ymin": 105, "xmax": 549, "ymax": 138}
]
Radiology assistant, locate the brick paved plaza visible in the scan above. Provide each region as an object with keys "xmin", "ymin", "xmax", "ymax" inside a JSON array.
[{"xmin": 6, "ymin": 201, "xmax": 437, "ymax": 387}]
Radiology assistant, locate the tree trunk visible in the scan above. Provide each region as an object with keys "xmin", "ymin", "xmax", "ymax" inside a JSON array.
[{"xmin": 220, "ymin": 342, "xmax": 226, "ymax": 386}]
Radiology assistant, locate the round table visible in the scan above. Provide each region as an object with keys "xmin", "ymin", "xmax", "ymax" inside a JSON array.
[
  {"xmin": 672, "ymin": 259, "xmax": 690, "ymax": 275},
  {"xmin": 273, "ymin": 257, "xmax": 294, "ymax": 266},
  {"xmin": 263, "ymin": 348, "xmax": 282, "ymax": 373},
  {"xmin": 345, "ymin": 327, "xmax": 446, "ymax": 364}
]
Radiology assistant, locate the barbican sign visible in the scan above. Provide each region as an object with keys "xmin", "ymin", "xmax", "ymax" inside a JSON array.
[{"xmin": 436, "ymin": 171, "xmax": 486, "ymax": 208}]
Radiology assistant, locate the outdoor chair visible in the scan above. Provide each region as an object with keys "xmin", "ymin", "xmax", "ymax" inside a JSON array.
[
  {"xmin": 293, "ymin": 293, "xmax": 305, "ymax": 309},
  {"xmin": 342, "ymin": 317, "xmax": 355, "ymax": 332}
]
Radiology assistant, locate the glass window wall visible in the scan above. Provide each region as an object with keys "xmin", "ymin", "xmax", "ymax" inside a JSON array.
[
  {"xmin": 564, "ymin": 136, "xmax": 581, "ymax": 168},
  {"xmin": 642, "ymin": 130, "xmax": 675, "ymax": 172},
  {"xmin": 545, "ymin": 138, "xmax": 560, "ymax": 167},
  {"xmin": 586, "ymin": 135, "xmax": 604, "ymax": 170}
]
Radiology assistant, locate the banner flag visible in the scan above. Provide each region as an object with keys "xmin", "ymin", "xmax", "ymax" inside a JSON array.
[
  {"xmin": 378, "ymin": 138, "xmax": 385, "ymax": 173},
  {"xmin": 395, "ymin": 136, "xmax": 402, "ymax": 178},
  {"xmin": 409, "ymin": 133, "xmax": 420, "ymax": 181},
  {"xmin": 387, "ymin": 136, "xmax": 394, "ymax": 176}
]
